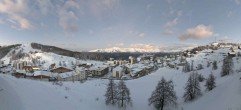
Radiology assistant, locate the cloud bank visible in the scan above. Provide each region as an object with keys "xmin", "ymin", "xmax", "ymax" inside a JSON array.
[{"xmin": 179, "ymin": 24, "xmax": 213, "ymax": 41}]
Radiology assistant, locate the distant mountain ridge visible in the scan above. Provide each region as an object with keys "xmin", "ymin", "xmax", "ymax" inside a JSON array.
[
  {"xmin": 89, "ymin": 46, "xmax": 161, "ymax": 53},
  {"xmin": 89, "ymin": 46, "xmax": 196, "ymax": 53}
]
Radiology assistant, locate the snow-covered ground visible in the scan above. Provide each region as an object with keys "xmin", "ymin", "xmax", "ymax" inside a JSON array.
[
  {"xmin": 0, "ymin": 67, "xmax": 240, "ymax": 110},
  {"xmin": 0, "ymin": 45, "xmax": 241, "ymax": 110}
]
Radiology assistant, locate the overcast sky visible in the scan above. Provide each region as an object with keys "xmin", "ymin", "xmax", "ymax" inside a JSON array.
[{"xmin": 0, "ymin": 0, "xmax": 241, "ymax": 51}]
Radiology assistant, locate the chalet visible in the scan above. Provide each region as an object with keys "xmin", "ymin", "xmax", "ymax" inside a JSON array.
[
  {"xmin": 22, "ymin": 66, "xmax": 41, "ymax": 73},
  {"xmin": 112, "ymin": 66, "xmax": 124, "ymax": 78},
  {"xmin": 87, "ymin": 66, "xmax": 109, "ymax": 77},
  {"xmin": 51, "ymin": 66, "xmax": 73, "ymax": 73},
  {"xmin": 33, "ymin": 71, "xmax": 51, "ymax": 80},
  {"xmin": 228, "ymin": 47, "xmax": 236, "ymax": 57},
  {"xmin": 76, "ymin": 63, "xmax": 92, "ymax": 68},
  {"xmin": 23, "ymin": 66, "xmax": 33, "ymax": 73},
  {"xmin": 228, "ymin": 52, "xmax": 236, "ymax": 57}
]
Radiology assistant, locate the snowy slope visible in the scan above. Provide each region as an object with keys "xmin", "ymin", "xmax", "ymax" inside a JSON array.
[
  {"xmin": 185, "ymin": 73, "xmax": 241, "ymax": 110},
  {"xmin": 1, "ymin": 43, "xmax": 104, "ymax": 69},
  {"xmin": 0, "ymin": 47, "xmax": 241, "ymax": 110}
]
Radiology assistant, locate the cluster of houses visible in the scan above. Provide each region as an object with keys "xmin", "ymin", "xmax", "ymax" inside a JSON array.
[
  {"xmin": 11, "ymin": 61, "xmax": 87, "ymax": 82},
  {"xmin": 0, "ymin": 55, "xmax": 159, "ymax": 81},
  {"xmin": 109, "ymin": 55, "xmax": 157, "ymax": 79}
]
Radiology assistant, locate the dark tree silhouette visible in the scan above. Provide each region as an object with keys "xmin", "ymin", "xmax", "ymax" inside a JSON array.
[
  {"xmin": 212, "ymin": 60, "xmax": 218, "ymax": 70},
  {"xmin": 221, "ymin": 56, "xmax": 233, "ymax": 77},
  {"xmin": 205, "ymin": 73, "xmax": 216, "ymax": 91},
  {"xmin": 149, "ymin": 77, "xmax": 177, "ymax": 110},
  {"xmin": 183, "ymin": 71, "xmax": 202, "ymax": 102},
  {"xmin": 182, "ymin": 61, "xmax": 191, "ymax": 72},
  {"xmin": 105, "ymin": 79, "xmax": 118, "ymax": 105},
  {"xmin": 116, "ymin": 80, "xmax": 132, "ymax": 107}
]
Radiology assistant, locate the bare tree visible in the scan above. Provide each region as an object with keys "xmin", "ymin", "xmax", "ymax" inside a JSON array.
[
  {"xmin": 149, "ymin": 77, "xmax": 177, "ymax": 110},
  {"xmin": 105, "ymin": 79, "xmax": 118, "ymax": 105},
  {"xmin": 116, "ymin": 80, "xmax": 132, "ymax": 107}
]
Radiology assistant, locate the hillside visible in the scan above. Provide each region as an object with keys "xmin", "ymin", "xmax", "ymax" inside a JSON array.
[
  {"xmin": 1, "ymin": 43, "xmax": 104, "ymax": 69},
  {"xmin": 0, "ymin": 47, "xmax": 241, "ymax": 110},
  {"xmin": 0, "ymin": 44, "xmax": 21, "ymax": 59}
]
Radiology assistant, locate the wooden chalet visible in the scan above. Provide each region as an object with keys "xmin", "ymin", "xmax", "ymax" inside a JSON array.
[{"xmin": 51, "ymin": 67, "xmax": 73, "ymax": 73}]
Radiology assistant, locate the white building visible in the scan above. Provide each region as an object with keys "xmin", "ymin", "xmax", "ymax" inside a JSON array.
[
  {"xmin": 75, "ymin": 66, "xmax": 87, "ymax": 80},
  {"xmin": 13, "ymin": 61, "xmax": 28, "ymax": 70},
  {"xmin": 112, "ymin": 66, "xmax": 124, "ymax": 78}
]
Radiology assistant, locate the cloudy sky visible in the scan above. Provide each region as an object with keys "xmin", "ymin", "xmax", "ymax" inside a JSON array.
[{"xmin": 0, "ymin": 0, "xmax": 241, "ymax": 51}]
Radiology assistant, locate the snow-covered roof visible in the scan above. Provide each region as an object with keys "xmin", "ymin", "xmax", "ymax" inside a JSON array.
[
  {"xmin": 113, "ymin": 66, "xmax": 123, "ymax": 72},
  {"xmin": 228, "ymin": 52, "xmax": 236, "ymax": 55},
  {"xmin": 59, "ymin": 72, "xmax": 77, "ymax": 78},
  {"xmin": 51, "ymin": 66, "xmax": 73, "ymax": 71},
  {"xmin": 34, "ymin": 71, "xmax": 51, "ymax": 77},
  {"xmin": 88, "ymin": 65, "xmax": 108, "ymax": 71},
  {"xmin": 16, "ymin": 70, "xmax": 26, "ymax": 74}
]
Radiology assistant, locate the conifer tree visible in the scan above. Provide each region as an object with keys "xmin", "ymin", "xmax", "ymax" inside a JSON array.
[
  {"xmin": 205, "ymin": 73, "xmax": 216, "ymax": 91},
  {"xmin": 183, "ymin": 71, "xmax": 202, "ymax": 102}
]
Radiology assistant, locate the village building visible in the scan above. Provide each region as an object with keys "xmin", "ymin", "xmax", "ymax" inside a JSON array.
[
  {"xmin": 125, "ymin": 63, "xmax": 155, "ymax": 78},
  {"xmin": 33, "ymin": 71, "xmax": 51, "ymax": 80},
  {"xmin": 57, "ymin": 72, "xmax": 78, "ymax": 81},
  {"xmin": 22, "ymin": 65, "xmax": 41, "ymax": 73},
  {"xmin": 76, "ymin": 63, "xmax": 92, "ymax": 68},
  {"xmin": 112, "ymin": 66, "xmax": 124, "ymax": 78},
  {"xmin": 113, "ymin": 60, "xmax": 129, "ymax": 65},
  {"xmin": 13, "ymin": 69, "xmax": 26, "ymax": 78},
  {"xmin": 228, "ymin": 47, "xmax": 236, "ymax": 57},
  {"xmin": 75, "ymin": 66, "xmax": 87, "ymax": 80},
  {"xmin": 129, "ymin": 56, "xmax": 137, "ymax": 64},
  {"xmin": 87, "ymin": 66, "xmax": 109, "ymax": 77},
  {"xmin": 13, "ymin": 61, "xmax": 28, "ymax": 70},
  {"xmin": 51, "ymin": 66, "xmax": 73, "ymax": 73}
]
